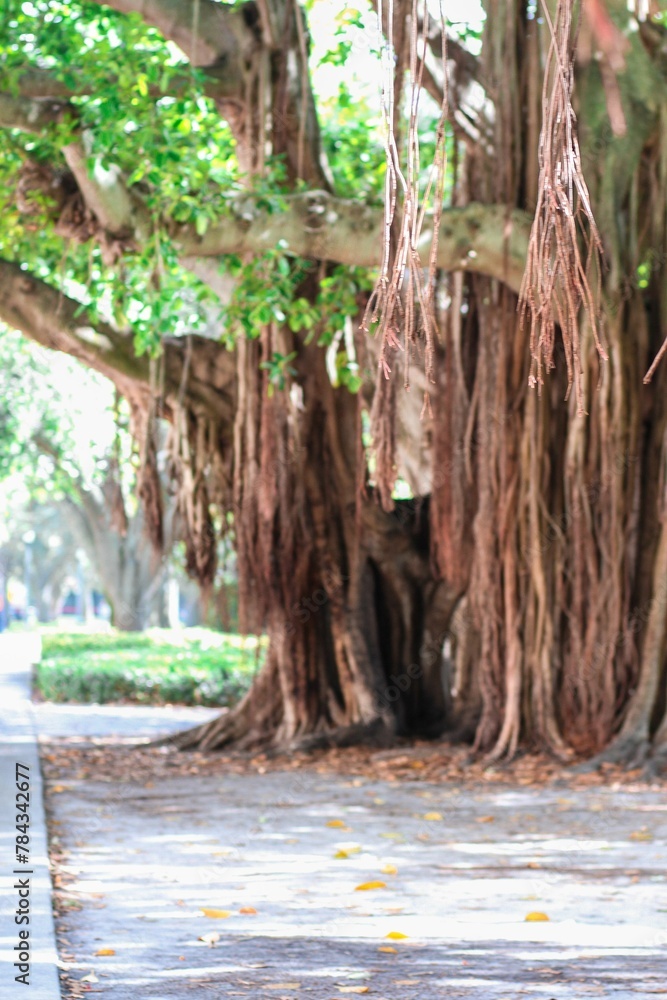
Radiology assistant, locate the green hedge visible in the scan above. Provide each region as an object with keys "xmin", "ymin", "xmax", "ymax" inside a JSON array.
[{"xmin": 34, "ymin": 629, "xmax": 263, "ymax": 706}]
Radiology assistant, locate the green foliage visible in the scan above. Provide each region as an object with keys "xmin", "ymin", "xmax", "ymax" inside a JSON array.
[
  {"xmin": 0, "ymin": 0, "xmax": 465, "ymax": 376},
  {"xmin": 221, "ymin": 249, "xmax": 373, "ymax": 364},
  {"xmin": 260, "ymin": 351, "xmax": 298, "ymax": 396},
  {"xmin": 0, "ymin": 0, "xmax": 393, "ymax": 364},
  {"xmin": 319, "ymin": 84, "xmax": 385, "ymax": 201},
  {"xmin": 35, "ymin": 628, "xmax": 263, "ymax": 706}
]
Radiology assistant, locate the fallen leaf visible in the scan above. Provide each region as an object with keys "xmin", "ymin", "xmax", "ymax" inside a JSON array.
[
  {"xmin": 423, "ymin": 812, "xmax": 442, "ymax": 821},
  {"xmin": 476, "ymin": 815, "xmax": 495, "ymax": 823},
  {"xmin": 51, "ymin": 785, "xmax": 67, "ymax": 794},
  {"xmin": 200, "ymin": 908, "xmax": 231, "ymax": 919},
  {"xmin": 263, "ymin": 984, "xmax": 301, "ymax": 990},
  {"xmin": 524, "ymin": 912, "xmax": 550, "ymax": 922},
  {"xmin": 327, "ymin": 820, "xmax": 349, "ymax": 829},
  {"xmin": 337, "ymin": 988, "xmax": 369, "ymax": 994},
  {"xmin": 394, "ymin": 981, "xmax": 419, "ymax": 986},
  {"xmin": 373, "ymin": 798, "xmax": 385, "ymax": 805},
  {"xmin": 629, "ymin": 829, "xmax": 653, "ymax": 842},
  {"xmin": 334, "ymin": 846, "xmax": 362, "ymax": 859},
  {"xmin": 381, "ymin": 864, "xmax": 398, "ymax": 875},
  {"xmin": 94, "ymin": 948, "xmax": 115, "ymax": 956},
  {"xmin": 386, "ymin": 931, "xmax": 408, "ymax": 940},
  {"xmin": 378, "ymin": 946, "xmax": 397, "ymax": 953},
  {"xmin": 380, "ymin": 832, "xmax": 404, "ymax": 840},
  {"xmin": 239, "ymin": 907, "xmax": 257, "ymax": 915},
  {"xmin": 355, "ymin": 880, "xmax": 387, "ymax": 891}
]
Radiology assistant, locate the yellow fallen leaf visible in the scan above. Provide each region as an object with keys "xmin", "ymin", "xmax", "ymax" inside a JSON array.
[
  {"xmin": 386, "ymin": 931, "xmax": 408, "ymax": 940},
  {"xmin": 629, "ymin": 829, "xmax": 653, "ymax": 842},
  {"xmin": 373, "ymin": 798, "xmax": 385, "ymax": 805},
  {"xmin": 51, "ymin": 785, "xmax": 67, "ymax": 794},
  {"xmin": 524, "ymin": 911, "xmax": 550, "ymax": 922},
  {"xmin": 200, "ymin": 908, "xmax": 231, "ymax": 919},
  {"xmin": 355, "ymin": 880, "xmax": 387, "ymax": 891},
  {"xmin": 380, "ymin": 832, "xmax": 403, "ymax": 840},
  {"xmin": 239, "ymin": 906, "xmax": 257, "ymax": 914},
  {"xmin": 263, "ymin": 984, "xmax": 301, "ymax": 990},
  {"xmin": 327, "ymin": 819, "xmax": 349, "ymax": 829},
  {"xmin": 381, "ymin": 864, "xmax": 398, "ymax": 875},
  {"xmin": 94, "ymin": 948, "xmax": 115, "ymax": 956},
  {"xmin": 334, "ymin": 846, "xmax": 362, "ymax": 859},
  {"xmin": 337, "ymin": 988, "xmax": 369, "ymax": 994},
  {"xmin": 394, "ymin": 981, "xmax": 419, "ymax": 986},
  {"xmin": 476, "ymin": 815, "xmax": 495, "ymax": 823},
  {"xmin": 378, "ymin": 946, "xmax": 397, "ymax": 953},
  {"xmin": 423, "ymin": 812, "xmax": 442, "ymax": 821}
]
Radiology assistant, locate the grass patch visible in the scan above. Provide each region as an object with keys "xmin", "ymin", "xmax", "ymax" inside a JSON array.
[{"xmin": 34, "ymin": 628, "xmax": 263, "ymax": 706}]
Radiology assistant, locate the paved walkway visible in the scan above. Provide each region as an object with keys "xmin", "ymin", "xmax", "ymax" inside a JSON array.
[
  {"xmin": 2, "ymin": 632, "xmax": 667, "ymax": 998},
  {"xmin": 0, "ymin": 632, "xmax": 61, "ymax": 999}
]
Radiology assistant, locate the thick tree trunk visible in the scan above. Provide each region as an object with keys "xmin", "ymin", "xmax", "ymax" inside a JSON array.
[{"xmin": 172, "ymin": 330, "xmax": 457, "ymax": 752}]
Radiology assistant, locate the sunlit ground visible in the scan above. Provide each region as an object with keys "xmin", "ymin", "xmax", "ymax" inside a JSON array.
[{"xmin": 39, "ymin": 696, "xmax": 667, "ymax": 999}]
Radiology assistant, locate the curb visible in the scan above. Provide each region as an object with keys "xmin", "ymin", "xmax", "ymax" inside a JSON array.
[{"xmin": 0, "ymin": 634, "xmax": 62, "ymax": 998}]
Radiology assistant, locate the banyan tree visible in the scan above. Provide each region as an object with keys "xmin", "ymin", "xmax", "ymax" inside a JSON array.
[{"xmin": 1, "ymin": 0, "xmax": 667, "ymax": 768}]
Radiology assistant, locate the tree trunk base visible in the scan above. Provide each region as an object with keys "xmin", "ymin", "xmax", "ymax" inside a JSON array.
[
  {"xmin": 289, "ymin": 718, "xmax": 396, "ymax": 752},
  {"xmin": 572, "ymin": 736, "xmax": 652, "ymax": 773},
  {"xmin": 158, "ymin": 710, "xmax": 397, "ymax": 755},
  {"xmin": 639, "ymin": 745, "xmax": 667, "ymax": 780}
]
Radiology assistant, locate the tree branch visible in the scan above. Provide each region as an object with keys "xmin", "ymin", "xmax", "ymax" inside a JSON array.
[
  {"xmin": 62, "ymin": 142, "xmax": 138, "ymax": 236},
  {"xmin": 0, "ymin": 63, "xmax": 244, "ymax": 106},
  {"xmin": 0, "ymin": 258, "xmax": 236, "ymax": 422},
  {"xmin": 0, "ymin": 93, "xmax": 71, "ymax": 132},
  {"xmin": 86, "ymin": 0, "xmax": 257, "ymax": 68},
  {"xmin": 176, "ymin": 197, "xmax": 531, "ymax": 295}
]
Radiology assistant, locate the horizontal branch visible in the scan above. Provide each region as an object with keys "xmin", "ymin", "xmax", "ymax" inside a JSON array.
[
  {"xmin": 175, "ymin": 196, "xmax": 531, "ymax": 294},
  {"xmin": 0, "ymin": 258, "xmax": 236, "ymax": 422},
  {"xmin": 0, "ymin": 62, "xmax": 244, "ymax": 106},
  {"xmin": 87, "ymin": 0, "xmax": 257, "ymax": 68},
  {"xmin": 0, "ymin": 93, "xmax": 71, "ymax": 131}
]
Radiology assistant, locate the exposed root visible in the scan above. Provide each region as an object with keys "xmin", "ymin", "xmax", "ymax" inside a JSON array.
[
  {"xmin": 289, "ymin": 718, "xmax": 396, "ymax": 753},
  {"xmin": 642, "ymin": 747, "xmax": 667, "ymax": 780},
  {"xmin": 571, "ymin": 736, "xmax": 652, "ymax": 774}
]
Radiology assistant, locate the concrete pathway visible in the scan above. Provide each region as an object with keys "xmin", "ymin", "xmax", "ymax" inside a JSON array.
[
  {"xmin": 0, "ymin": 632, "xmax": 61, "ymax": 999},
  {"xmin": 2, "ymin": 631, "xmax": 666, "ymax": 998},
  {"xmin": 38, "ymin": 695, "xmax": 667, "ymax": 998}
]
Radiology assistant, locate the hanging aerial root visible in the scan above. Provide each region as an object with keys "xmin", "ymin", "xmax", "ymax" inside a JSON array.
[
  {"xmin": 362, "ymin": 0, "xmax": 449, "ymax": 497},
  {"xmin": 519, "ymin": 0, "xmax": 606, "ymax": 414}
]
